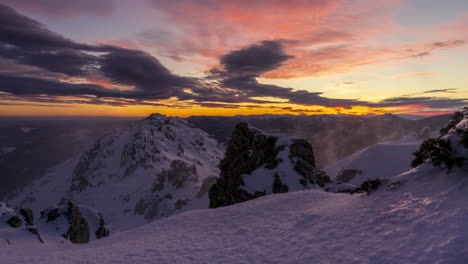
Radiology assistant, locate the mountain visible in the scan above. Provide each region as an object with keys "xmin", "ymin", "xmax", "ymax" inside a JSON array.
[
  {"xmin": 187, "ymin": 113, "xmax": 450, "ymax": 168},
  {"xmin": 0, "ymin": 116, "xmax": 136, "ymax": 200},
  {"xmin": 8, "ymin": 114, "xmax": 224, "ymax": 230},
  {"xmin": 209, "ymin": 123, "xmax": 330, "ymax": 208},
  {"xmin": 2, "ymin": 111, "xmax": 467, "ymax": 263}
]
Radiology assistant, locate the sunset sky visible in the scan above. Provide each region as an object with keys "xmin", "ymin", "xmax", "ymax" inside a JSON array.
[{"xmin": 0, "ymin": 0, "xmax": 467, "ymax": 117}]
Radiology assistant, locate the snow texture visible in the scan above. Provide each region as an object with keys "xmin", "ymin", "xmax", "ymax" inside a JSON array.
[
  {"xmin": 8, "ymin": 114, "xmax": 224, "ymax": 230},
  {"xmin": 1, "ymin": 164, "xmax": 468, "ymax": 263}
]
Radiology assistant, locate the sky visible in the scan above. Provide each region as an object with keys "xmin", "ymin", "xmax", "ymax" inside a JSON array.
[{"xmin": 0, "ymin": 0, "xmax": 467, "ymax": 117}]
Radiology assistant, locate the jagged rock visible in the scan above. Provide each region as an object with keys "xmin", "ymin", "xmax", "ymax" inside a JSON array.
[
  {"xmin": 6, "ymin": 215, "xmax": 22, "ymax": 228},
  {"xmin": 19, "ymin": 208, "xmax": 33, "ymax": 226},
  {"xmin": 1, "ymin": 202, "xmax": 44, "ymax": 244},
  {"xmin": 209, "ymin": 122, "xmax": 331, "ymax": 208},
  {"xmin": 95, "ymin": 214, "xmax": 110, "ymax": 239},
  {"xmin": 39, "ymin": 202, "xmax": 110, "ymax": 244},
  {"xmin": 27, "ymin": 227, "xmax": 44, "ymax": 243},
  {"xmin": 65, "ymin": 202, "xmax": 90, "ymax": 244}
]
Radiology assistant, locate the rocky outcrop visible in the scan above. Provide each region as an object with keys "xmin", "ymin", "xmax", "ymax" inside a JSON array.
[
  {"xmin": 40, "ymin": 202, "xmax": 110, "ymax": 244},
  {"xmin": 0, "ymin": 202, "xmax": 44, "ymax": 244},
  {"xmin": 209, "ymin": 123, "xmax": 330, "ymax": 208}
]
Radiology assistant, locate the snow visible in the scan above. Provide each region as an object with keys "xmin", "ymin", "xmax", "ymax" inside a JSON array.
[
  {"xmin": 241, "ymin": 132, "xmax": 318, "ymax": 195},
  {"xmin": 2, "ymin": 112, "xmax": 467, "ymax": 263},
  {"xmin": 324, "ymin": 136, "xmax": 421, "ymax": 185},
  {"xmin": 8, "ymin": 115, "xmax": 225, "ymax": 231},
  {"xmin": 2, "ymin": 163, "xmax": 468, "ymax": 263}
]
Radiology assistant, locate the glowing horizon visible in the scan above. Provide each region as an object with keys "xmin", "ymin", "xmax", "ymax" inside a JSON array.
[{"xmin": 0, "ymin": 0, "xmax": 466, "ymax": 117}]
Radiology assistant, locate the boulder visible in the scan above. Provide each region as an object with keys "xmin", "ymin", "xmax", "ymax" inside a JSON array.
[{"xmin": 209, "ymin": 123, "xmax": 330, "ymax": 208}]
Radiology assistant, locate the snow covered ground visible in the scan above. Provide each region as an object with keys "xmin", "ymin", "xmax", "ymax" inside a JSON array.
[
  {"xmin": 2, "ymin": 163, "xmax": 467, "ymax": 263},
  {"xmin": 324, "ymin": 135, "xmax": 421, "ymax": 185}
]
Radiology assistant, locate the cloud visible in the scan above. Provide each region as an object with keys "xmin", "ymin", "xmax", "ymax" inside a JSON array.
[
  {"xmin": 99, "ymin": 49, "xmax": 196, "ymax": 99},
  {"xmin": 0, "ymin": 3, "xmax": 466, "ymax": 114},
  {"xmin": 218, "ymin": 40, "xmax": 293, "ymax": 75},
  {"xmin": 207, "ymin": 40, "xmax": 364, "ymax": 107},
  {"xmin": 0, "ymin": 0, "xmax": 115, "ymax": 18},
  {"xmin": 0, "ymin": 3, "xmax": 193, "ymax": 100},
  {"xmin": 422, "ymin": 88, "xmax": 456, "ymax": 94},
  {"xmin": 371, "ymin": 96, "xmax": 467, "ymax": 109},
  {"xmin": 390, "ymin": 72, "xmax": 437, "ymax": 78}
]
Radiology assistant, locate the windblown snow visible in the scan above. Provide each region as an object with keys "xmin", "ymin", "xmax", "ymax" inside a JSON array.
[{"xmin": 324, "ymin": 135, "xmax": 422, "ymax": 185}]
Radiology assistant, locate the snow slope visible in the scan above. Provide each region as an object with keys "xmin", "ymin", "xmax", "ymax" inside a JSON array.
[
  {"xmin": 1, "ymin": 164, "xmax": 468, "ymax": 263},
  {"xmin": 8, "ymin": 114, "xmax": 224, "ymax": 230},
  {"xmin": 324, "ymin": 136, "xmax": 421, "ymax": 185}
]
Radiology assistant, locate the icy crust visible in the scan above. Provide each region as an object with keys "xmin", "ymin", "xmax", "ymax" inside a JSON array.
[{"xmin": 9, "ymin": 114, "xmax": 225, "ymax": 230}]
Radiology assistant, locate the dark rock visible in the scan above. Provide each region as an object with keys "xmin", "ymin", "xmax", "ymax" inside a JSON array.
[
  {"xmin": 19, "ymin": 208, "xmax": 34, "ymax": 226},
  {"xmin": 95, "ymin": 214, "xmax": 110, "ymax": 239},
  {"xmin": 335, "ymin": 169, "xmax": 362, "ymax": 183},
  {"xmin": 272, "ymin": 174, "xmax": 289, "ymax": 193},
  {"xmin": 209, "ymin": 122, "xmax": 330, "ymax": 208},
  {"xmin": 65, "ymin": 202, "xmax": 90, "ymax": 244},
  {"xmin": 351, "ymin": 179, "xmax": 382, "ymax": 195},
  {"xmin": 6, "ymin": 215, "xmax": 22, "ymax": 228},
  {"xmin": 46, "ymin": 208, "xmax": 60, "ymax": 222},
  {"xmin": 27, "ymin": 227, "xmax": 44, "ymax": 244},
  {"xmin": 166, "ymin": 160, "xmax": 198, "ymax": 188},
  {"xmin": 174, "ymin": 200, "xmax": 189, "ymax": 210}
]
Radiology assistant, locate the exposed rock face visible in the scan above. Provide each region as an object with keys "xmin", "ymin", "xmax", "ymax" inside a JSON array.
[
  {"xmin": 209, "ymin": 123, "xmax": 330, "ymax": 208},
  {"xmin": 0, "ymin": 202, "xmax": 44, "ymax": 244},
  {"xmin": 95, "ymin": 214, "xmax": 110, "ymax": 239},
  {"xmin": 66, "ymin": 202, "xmax": 90, "ymax": 244},
  {"xmin": 6, "ymin": 215, "xmax": 22, "ymax": 228},
  {"xmin": 19, "ymin": 208, "xmax": 33, "ymax": 226},
  {"xmin": 40, "ymin": 202, "xmax": 110, "ymax": 244}
]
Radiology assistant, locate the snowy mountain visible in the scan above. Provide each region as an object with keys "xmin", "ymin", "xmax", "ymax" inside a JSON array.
[
  {"xmin": 187, "ymin": 113, "xmax": 450, "ymax": 167},
  {"xmin": 8, "ymin": 114, "xmax": 224, "ymax": 230},
  {"xmin": 209, "ymin": 122, "xmax": 330, "ymax": 208},
  {"xmin": 2, "ymin": 110, "xmax": 467, "ymax": 263}
]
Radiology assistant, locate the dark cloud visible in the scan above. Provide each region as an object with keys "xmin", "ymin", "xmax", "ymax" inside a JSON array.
[
  {"xmin": 0, "ymin": 74, "xmax": 127, "ymax": 97},
  {"xmin": 0, "ymin": 3, "xmax": 193, "ymax": 100},
  {"xmin": 422, "ymin": 88, "xmax": 456, "ymax": 94},
  {"xmin": 0, "ymin": 3, "xmax": 465, "ymax": 113},
  {"xmin": 219, "ymin": 40, "xmax": 293, "ymax": 75},
  {"xmin": 432, "ymin": 40, "xmax": 465, "ymax": 49},
  {"xmin": 370, "ymin": 96, "xmax": 467, "ymax": 109},
  {"xmin": 99, "ymin": 49, "xmax": 195, "ymax": 99},
  {"xmin": 409, "ymin": 51, "xmax": 430, "ymax": 58},
  {"xmin": 208, "ymin": 40, "xmax": 364, "ymax": 107}
]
